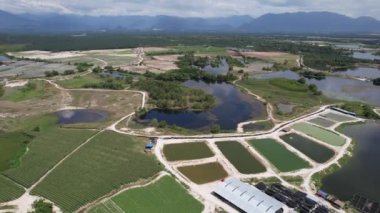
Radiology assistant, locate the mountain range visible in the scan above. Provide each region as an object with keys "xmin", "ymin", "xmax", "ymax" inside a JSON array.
[{"xmin": 1, "ymin": 10, "xmax": 380, "ymax": 33}]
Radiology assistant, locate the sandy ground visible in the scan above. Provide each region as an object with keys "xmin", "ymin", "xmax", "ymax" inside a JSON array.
[
  {"xmin": 4, "ymin": 80, "xmax": 29, "ymax": 88},
  {"xmin": 240, "ymin": 51, "xmax": 288, "ymax": 58},
  {"xmin": 10, "ymin": 51, "xmax": 84, "ymax": 60}
]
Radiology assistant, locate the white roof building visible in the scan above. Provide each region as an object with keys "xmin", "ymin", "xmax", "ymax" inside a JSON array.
[{"xmin": 214, "ymin": 178, "xmax": 287, "ymax": 213}]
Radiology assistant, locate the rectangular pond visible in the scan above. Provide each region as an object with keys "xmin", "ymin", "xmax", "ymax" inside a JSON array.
[
  {"xmin": 280, "ymin": 133, "xmax": 335, "ymax": 163},
  {"xmin": 321, "ymin": 112, "xmax": 355, "ymax": 122},
  {"xmin": 249, "ymin": 139, "xmax": 311, "ymax": 172},
  {"xmin": 307, "ymin": 117, "xmax": 336, "ymax": 128},
  {"xmin": 216, "ymin": 141, "xmax": 266, "ymax": 174},
  {"xmin": 177, "ymin": 162, "xmax": 228, "ymax": 184},
  {"xmin": 293, "ymin": 122, "xmax": 345, "ymax": 146},
  {"xmin": 163, "ymin": 142, "xmax": 214, "ymax": 162}
]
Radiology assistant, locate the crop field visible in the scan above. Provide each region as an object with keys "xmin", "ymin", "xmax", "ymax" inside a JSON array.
[
  {"xmin": 0, "ymin": 175, "xmax": 25, "ymax": 202},
  {"xmin": 91, "ymin": 176, "xmax": 204, "ymax": 213},
  {"xmin": 280, "ymin": 133, "xmax": 335, "ymax": 163},
  {"xmin": 0, "ymin": 132, "xmax": 32, "ymax": 172},
  {"xmin": 308, "ymin": 117, "xmax": 336, "ymax": 128},
  {"xmin": 321, "ymin": 112, "xmax": 355, "ymax": 122},
  {"xmin": 0, "ymin": 60, "xmax": 75, "ymax": 78},
  {"xmin": 293, "ymin": 122, "xmax": 346, "ymax": 146},
  {"xmin": 31, "ymin": 131, "xmax": 162, "ymax": 212},
  {"xmin": 163, "ymin": 142, "xmax": 214, "ymax": 161},
  {"xmin": 216, "ymin": 141, "xmax": 266, "ymax": 174},
  {"xmin": 2, "ymin": 127, "xmax": 95, "ymax": 187},
  {"xmin": 177, "ymin": 162, "xmax": 228, "ymax": 184},
  {"xmin": 249, "ymin": 139, "xmax": 311, "ymax": 172}
]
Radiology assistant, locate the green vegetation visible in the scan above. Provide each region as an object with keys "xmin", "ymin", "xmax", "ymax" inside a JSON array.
[
  {"xmin": 280, "ymin": 133, "xmax": 335, "ymax": 163},
  {"xmin": 0, "ymin": 132, "xmax": 32, "ymax": 171},
  {"xmin": 83, "ymin": 78, "xmax": 125, "ymax": 90},
  {"xmin": 75, "ymin": 62, "xmax": 93, "ymax": 72},
  {"xmin": 1, "ymin": 81, "xmax": 54, "ymax": 102},
  {"xmin": 312, "ymin": 163, "xmax": 340, "ymax": 189},
  {"xmin": 31, "ymin": 199, "xmax": 53, "ymax": 213},
  {"xmin": 373, "ymin": 78, "xmax": 380, "ymax": 86},
  {"xmin": 242, "ymin": 120, "xmax": 274, "ymax": 132},
  {"xmin": 92, "ymin": 176, "xmax": 204, "ymax": 213},
  {"xmin": 178, "ymin": 162, "xmax": 228, "ymax": 184},
  {"xmin": 248, "ymin": 176, "xmax": 282, "ymax": 185},
  {"xmin": 0, "ymin": 84, "xmax": 4, "ymax": 97},
  {"xmin": 163, "ymin": 142, "xmax": 214, "ymax": 161},
  {"xmin": 0, "ymin": 175, "xmax": 25, "ymax": 202},
  {"xmin": 293, "ymin": 122, "xmax": 346, "ymax": 146},
  {"xmin": 338, "ymin": 103, "xmax": 380, "ymax": 119},
  {"xmin": 249, "ymin": 139, "xmax": 310, "ymax": 172},
  {"xmin": 2, "ymin": 115, "xmax": 95, "ymax": 187},
  {"xmin": 238, "ymin": 78, "xmax": 332, "ymax": 118},
  {"xmin": 281, "ymin": 176, "xmax": 304, "ymax": 188},
  {"xmin": 300, "ymin": 71, "xmax": 326, "ymax": 80},
  {"xmin": 32, "ymin": 131, "xmax": 162, "ymax": 212},
  {"xmin": 216, "ymin": 141, "xmax": 266, "ymax": 174},
  {"xmin": 57, "ymin": 74, "xmax": 104, "ymax": 89}
]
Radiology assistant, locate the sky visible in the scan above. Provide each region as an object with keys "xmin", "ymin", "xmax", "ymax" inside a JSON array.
[{"xmin": 1, "ymin": 0, "xmax": 380, "ymax": 19}]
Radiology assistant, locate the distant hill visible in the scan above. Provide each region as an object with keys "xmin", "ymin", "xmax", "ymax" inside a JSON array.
[{"xmin": 1, "ymin": 10, "xmax": 380, "ymax": 33}]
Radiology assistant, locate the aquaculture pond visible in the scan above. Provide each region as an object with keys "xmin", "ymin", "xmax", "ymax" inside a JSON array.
[
  {"xmin": 202, "ymin": 59, "xmax": 229, "ymax": 75},
  {"xmin": 177, "ymin": 162, "xmax": 228, "ymax": 184},
  {"xmin": 163, "ymin": 142, "xmax": 214, "ymax": 161},
  {"xmin": 333, "ymin": 67, "xmax": 380, "ymax": 79},
  {"xmin": 280, "ymin": 133, "xmax": 335, "ymax": 163},
  {"xmin": 141, "ymin": 80, "xmax": 266, "ymax": 131},
  {"xmin": 55, "ymin": 109, "xmax": 107, "ymax": 124},
  {"xmin": 322, "ymin": 122, "xmax": 380, "ymax": 201},
  {"xmin": 352, "ymin": 52, "xmax": 380, "ymax": 61},
  {"xmin": 216, "ymin": 141, "xmax": 266, "ymax": 174},
  {"xmin": 254, "ymin": 70, "xmax": 380, "ymax": 106}
]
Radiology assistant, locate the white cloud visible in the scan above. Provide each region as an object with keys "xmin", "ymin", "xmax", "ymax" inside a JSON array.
[{"xmin": 0, "ymin": 0, "xmax": 379, "ymax": 19}]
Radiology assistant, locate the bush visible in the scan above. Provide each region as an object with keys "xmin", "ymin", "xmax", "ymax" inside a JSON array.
[
  {"xmin": 210, "ymin": 124, "xmax": 221, "ymax": 133},
  {"xmin": 31, "ymin": 199, "xmax": 53, "ymax": 213},
  {"xmin": 373, "ymin": 78, "xmax": 380, "ymax": 86},
  {"xmin": 44, "ymin": 71, "xmax": 59, "ymax": 77},
  {"xmin": 62, "ymin": 70, "xmax": 75, "ymax": 75}
]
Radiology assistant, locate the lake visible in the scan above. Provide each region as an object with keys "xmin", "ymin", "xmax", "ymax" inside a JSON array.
[
  {"xmin": 322, "ymin": 121, "xmax": 380, "ymax": 201},
  {"xmin": 141, "ymin": 80, "xmax": 266, "ymax": 130},
  {"xmin": 55, "ymin": 109, "xmax": 107, "ymax": 124},
  {"xmin": 254, "ymin": 70, "xmax": 380, "ymax": 106}
]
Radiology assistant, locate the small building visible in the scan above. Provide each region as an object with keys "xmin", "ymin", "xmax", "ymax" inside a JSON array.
[
  {"xmin": 316, "ymin": 190, "xmax": 329, "ymax": 199},
  {"xmin": 213, "ymin": 178, "xmax": 287, "ymax": 213}
]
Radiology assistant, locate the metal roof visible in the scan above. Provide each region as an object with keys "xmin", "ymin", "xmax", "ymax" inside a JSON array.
[{"xmin": 214, "ymin": 178, "xmax": 285, "ymax": 213}]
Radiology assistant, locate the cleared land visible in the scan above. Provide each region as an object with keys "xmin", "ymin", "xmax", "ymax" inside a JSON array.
[
  {"xmin": 239, "ymin": 51, "xmax": 299, "ymax": 68},
  {"xmin": 216, "ymin": 141, "xmax": 266, "ymax": 174},
  {"xmin": 91, "ymin": 176, "xmax": 203, "ymax": 213},
  {"xmin": 31, "ymin": 131, "xmax": 162, "ymax": 212},
  {"xmin": 308, "ymin": 117, "xmax": 336, "ymax": 128},
  {"xmin": 249, "ymin": 139, "xmax": 311, "ymax": 172},
  {"xmin": 293, "ymin": 122, "xmax": 346, "ymax": 146},
  {"xmin": 2, "ymin": 119, "xmax": 95, "ymax": 187},
  {"xmin": 280, "ymin": 133, "xmax": 335, "ymax": 163},
  {"xmin": 163, "ymin": 142, "xmax": 214, "ymax": 162},
  {"xmin": 321, "ymin": 112, "xmax": 355, "ymax": 122},
  {"xmin": 178, "ymin": 162, "xmax": 228, "ymax": 184},
  {"xmin": 0, "ymin": 132, "xmax": 32, "ymax": 172},
  {"xmin": 0, "ymin": 175, "xmax": 25, "ymax": 202}
]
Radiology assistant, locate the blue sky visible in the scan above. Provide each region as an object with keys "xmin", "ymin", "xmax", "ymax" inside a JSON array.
[{"xmin": 1, "ymin": 0, "xmax": 379, "ymax": 19}]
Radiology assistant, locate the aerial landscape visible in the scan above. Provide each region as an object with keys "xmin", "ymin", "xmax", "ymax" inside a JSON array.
[{"xmin": 1, "ymin": 0, "xmax": 380, "ymax": 213}]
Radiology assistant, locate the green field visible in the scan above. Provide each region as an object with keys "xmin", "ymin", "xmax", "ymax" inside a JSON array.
[
  {"xmin": 90, "ymin": 176, "xmax": 203, "ymax": 213},
  {"xmin": 216, "ymin": 141, "xmax": 266, "ymax": 174},
  {"xmin": 178, "ymin": 162, "xmax": 228, "ymax": 184},
  {"xmin": 280, "ymin": 133, "xmax": 335, "ymax": 163},
  {"xmin": 57, "ymin": 74, "xmax": 103, "ymax": 89},
  {"xmin": 308, "ymin": 117, "xmax": 336, "ymax": 128},
  {"xmin": 293, "ymin": 122, "xmax": 346, "ymax": 146},
  {"xmin": 249, "ymin": 139, "xmax": 311, "ymax": 172},
  {"xmin": 238, "ymin": 78, "xmax": 332, "ymax": 118},
  {"xmin": 31, "ymin": 131, "xmax": 162, "ymax": 212},
  {"xmin": 2, "ymin": 127, "xmax": 95, "ymax": 187},
  {"xmin": 1, "ymin": 81, "xmax": 55, "ymax": 102},
  {"xmin": 0, "ymin": 132, "xmax": 32, "ymax": 172},
  {"xmin": 163, "ymin": 142, "xmax": 214, "ymax": 161},
  {"xmin": 0, "ymin": 175, "xmax": 25, "ymax": 202}
]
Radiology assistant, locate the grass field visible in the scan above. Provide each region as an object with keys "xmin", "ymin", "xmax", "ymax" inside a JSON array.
[
  {"xmin": 178, "ymin": 162, "xmax": 228, "ymax": 184},
  {"xmin": 2, "ymin": 124, "xmax": 95, "ymax": 187},
  {"xmin": 293, "ymin": 122, "xmax": 346, "ymax": 146},
  {"xmin": 308, "ymin": 117, "xmax": 336, "ymax": 128},
  {"xmin": 280, "ymin": 133, "xmax": 335, "ymax": 163},
  {"xmin": 163, "ymin": 142, "xmax": 214, "ymax": 161},
  {"xmin": 90, "ymin": 176, "xmax": 203, "ymax": 213},
  {"xmin": 238, "ymin": 78, "xmax": 332, "ymax": 119},
  {"xmin": 249, "ymin": 139, "xmax": 311, "ymax": 172},
  {"xmin": 1, "ymin": 81, "xmax": 55, "ymax": 102},
  {"xmin": 57, "ymin": 74, "xmax": 104, "ymax": 89},
  {"xmin": 216, "ymin": 141, "xmax": 266, "ymax": 174},
  {"xmin": 0, "ymin": 175, "xmax": 25, "ymax": 202},
  {"xmin": 0, "ymin": 132, "xmax": 32, "ymax": 172},
  {"xmin": 31, "ymin": 131, "xmax": 162, "ymax": 212}
]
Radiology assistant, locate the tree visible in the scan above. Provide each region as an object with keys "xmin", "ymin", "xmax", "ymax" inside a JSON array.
[
  {"xmin": 149, "ymin": 119, "xmax": 159, "ymax": 127},
  {"xmin": 373, "ymin": 78, "xmax": 380, "ymax": 86},
  {"xmin": 158, "ymin": 121, "xmax": 167, "ymax": 128},
  {"xmin": 210, "ymin": 124, "xmax": 221, "ymax": 133},
  {"xmin": 31, "ymin": 199, "xmax": 53, "ymax": 213},
  {"xmin": 298, "ymin": 78, "xmax": 306, "ymax": 84}
]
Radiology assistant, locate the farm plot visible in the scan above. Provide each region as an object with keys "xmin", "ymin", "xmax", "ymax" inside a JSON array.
[
  {"xmin": 0, "ymin": 175, "xmax": 25, "ymax": 202},
  {"xmin": 293, "ymin": 122, "xmax": 346, "ymax": 146},
  {"xmin": 2, "ymin": 128, "xmax": 95, "ymax": 187},
  {"xmin": 90, "ymin": 176, "xmax": 204, "ymax": 213},
  {"xmin": 280, "ymin": 133, "xmax": 335, "ymax": 163},
  {"xmin": 0, "ymin": 132, "xmax": 32, "ymax": 172},
  {"xmin": 163, "ymin": 142, "xmax": 214, "ymax": 161},
  {"xmin": 31, "ymin": 131, "xmax": 162, "ymax": 212},
  {"xmin": 249, "ymin": 139, "xmax": 311, "ymax": 172},
  {"xmin": 216, "ymin": 141, "xmax": 266, "ymax": 174},
  {"xmin": 178, "ymin": 162, "xmax": 228, "ymax": 184},
  {"xmin": 307, "ymin": 117, "xmax": 336, "ymax": 128},
  {"xmin": 321, "ymin": 112, "xmax": 356, "ymax": 122}
]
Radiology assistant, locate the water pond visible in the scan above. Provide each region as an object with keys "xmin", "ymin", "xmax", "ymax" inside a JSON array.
[{"xmin": 55, "ymin": 109, "xmax": 107, "ymax": 124}]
